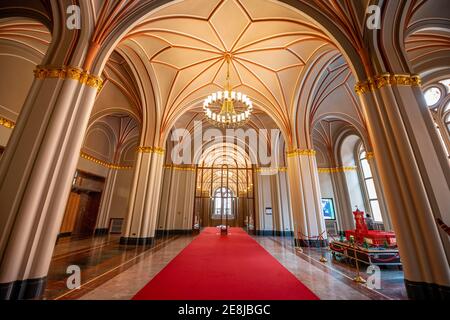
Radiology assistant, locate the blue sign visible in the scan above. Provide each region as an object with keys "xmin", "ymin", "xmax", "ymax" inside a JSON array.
[{"xmin": 321, "ymin": 198, "xmax": 335, "ymax": 220}]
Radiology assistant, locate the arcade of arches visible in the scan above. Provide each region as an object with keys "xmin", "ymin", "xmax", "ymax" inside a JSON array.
[{"xmin": 0, "ymin": 0, "xmax": 449, "ymax": 300}]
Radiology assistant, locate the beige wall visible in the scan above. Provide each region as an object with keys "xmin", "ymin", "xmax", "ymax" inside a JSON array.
[
  {"xmin": 109, "ymin": 170, "xmax": 134, "ymax": 220},
  {"xmin": 158, "ymin": 169, "xmax": 195, "ymax": 231},
  {"xmin": 0, "ymin": 126, "xmax": 10, "ymax": 147},
  {"xmin": 0, "ymin": 55, "xmax": 35, "ymax": 120},
  {"xmin": 256, "ymin": 172, "xmax": 292, "ymax": 233},
  {"xmin": 77, "ymin": 157, "xmax": 109, "ymax": 178},
  {"xmin": 83, "ymin": 128, "xmax": 112, "ymax": 161},
  {"xmin": 257, "ymin": 175, "xmax": 273, "ymax": 231},
  {"xmin": 319, "ymin": 172, "xmax": 335, "ymax": 199},
  {"xmin": 0, "ymin": 53, "xmax": 39, "ymax": 149}
]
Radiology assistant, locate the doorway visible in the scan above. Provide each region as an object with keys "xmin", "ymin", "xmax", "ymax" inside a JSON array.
[
  {"xmin": 59, "ymin": 170, "xmax": 105, "ymax": 238},
  {"xmin": 193, "ymin": 164, "xmax": 255, "ymax": 233},
  {"xmin": 71, "ymin": 191, "xmax": 102, "ymax": 237}
]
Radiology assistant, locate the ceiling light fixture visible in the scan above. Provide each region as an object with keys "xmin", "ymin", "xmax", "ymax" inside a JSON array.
[{"xmin": 203, "ymin": 54, "xmax": 252, "ymax": 128}]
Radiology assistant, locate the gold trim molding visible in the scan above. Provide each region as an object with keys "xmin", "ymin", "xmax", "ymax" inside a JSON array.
[
  {"xmin": 355, "ymin": 74, "xmax": 421, "ymax": 95},
  {"xmin": 287, "ymin": 149, "xmax": 316, "ymax": 158},
  {"xmin": 80, "ymin": 152, "xmax": 132, "ymax": 170},
  {"xmin": 34, "ymin": 65, "xmax": 103, "ymax": 91},
  {"xmin": 318, "ymin": 166, "xmax": 357, "ymax": 174},
  {"xmin": 164, "ymin": 164, "xmax": 196, "ymax": 171},
  {"xmin": 137, "ymin": 146, "xmax": 165, "ymax": 155},
  {"xmin": 0, "ymin": 116, "xmax": 15, "ymax": 129}
]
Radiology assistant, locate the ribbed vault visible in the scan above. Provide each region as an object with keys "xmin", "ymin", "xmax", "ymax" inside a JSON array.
[{"xmin": 120, "ymin": 0, "xmax": 335, "ymax": 142}]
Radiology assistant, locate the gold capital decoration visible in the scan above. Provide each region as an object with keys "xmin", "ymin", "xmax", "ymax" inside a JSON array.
[
  {"xmin": 163, "ymin": 164, "xmax": 196, "ymax": 171},
  {"xmin": 0, "ymin": 116, "xmax": 15, "ymax": 129},
  {"xmin": 286, "ymin": 149, "xmax": 316, "ymax": 158},
  {"xmin": 34, "ymin": 65, "xmax": 103, "ymax": 91},
  {"xmin": 80, "ymin": 152, "xmax": 132, "ymax": 170},
  {"xmin": 255, "ymin": 167, "xmax": 287, "ymax": 173},
  {"xmin": 318, "ymin": 166, "xmax": 357, "ymax": 174},
  {"xmin": 137, "ymin": 146, "xmax": 165, "ymax": 155},
  {"xmin": 365, "ymin": 151, "xmax": 375, "ymax": 160},
  {"xmin": 355, "ymin": 74, "xmax": 421, "ymax": 95}
]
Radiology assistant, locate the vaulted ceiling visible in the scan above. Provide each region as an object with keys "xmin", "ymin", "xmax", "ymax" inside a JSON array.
[
  {"xmin": 0, "ymin": 0, "xmax": 449, "ymax": 155},
  {"xmin": 121, "ymin": 0, "xmax": 335, "ymax": 139},
  {"xmin": 0, "ymin": 18, "xmax": 51, "ymax": 120},
  {"xmin": 83, "ymin": 114, "xmax": 140, "ymax": 164}
]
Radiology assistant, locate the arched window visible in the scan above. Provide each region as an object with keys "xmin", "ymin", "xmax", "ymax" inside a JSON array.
[
  {"xmin": 213, "ymin": 187, "xmax": 234, "ymax": 217},
  {"xmin": 359, "ymin": 149, "xmax": 382, "ymax": 222},
  {"xmin": 424, "ymin": 86, "xmax": 442, "ymax": 106},
  {"xmin": 446, "ymin": 112, "xmax": 450, "ymax": 134},
  {"xmin": 423, "ymin": 79, "xmax": 450, "ymax": 159}
]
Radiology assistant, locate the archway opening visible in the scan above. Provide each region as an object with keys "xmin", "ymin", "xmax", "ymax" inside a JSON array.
[{"xmin": 193, "ymin": 142, "xmax": 255, "ymax": 232}]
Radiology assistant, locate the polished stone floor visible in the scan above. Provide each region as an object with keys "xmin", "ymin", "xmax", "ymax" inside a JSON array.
[
  {"xmin": 255, "ymin": 236, "xmax": 407, "ymax": 300},
  {"xmin": 44, "ymin": 234, "xmax": 186, "ymax": 299},
  {"xmin": 44, "ymin": 232, "xmax": 407, "ymax": 300}
]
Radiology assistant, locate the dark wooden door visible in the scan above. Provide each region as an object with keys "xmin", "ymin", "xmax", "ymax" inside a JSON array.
[{"xmin": 73, "ymin": 191, "xmax": 102, "ymax": 237}]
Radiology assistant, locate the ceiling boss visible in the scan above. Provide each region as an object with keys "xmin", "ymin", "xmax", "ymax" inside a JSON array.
[{"xmin": 203, "ymin": 54, "xmax": 253, "ymax": 128}]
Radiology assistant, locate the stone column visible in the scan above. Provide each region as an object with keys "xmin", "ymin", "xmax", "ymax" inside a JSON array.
[
  {"xmin": 95, "ymin": 168, "xmax": 118, "ymax": 234},
  {"xmin": 121, "ymin": 146, "xmax": 165, "ymax": 245},
  {"xmin": 287, "ymin": 149, "xmax": 327, "ymax": 247},
  {"xmin": 356, "ymin": 74, "xmax": 450, "ymax": 299},
  {"xmin": 158, "ymin": 166, "xmax": 196, "ymax": 234},
  {"xmin": 278, "ymin": 170, "xmax": 293, "ymax": 235},
  {"xmin": 328, "ymin": 169, "xmax": 354, "ymax": 231},
  {"xmin": 253, "ymin": 170, "xmax": 263, "ymax": 233},
  {"xmin": 268, "ymin": 170, "xmax": 292, "ymax": 236},
  {"xmin": 269, "ymin": 173, "xmax": 281, "ymax": 234},
  {"xmin": 255, "ymin": 170, "xmax": 264, "ymax": 232},
  {"xmin": 0, "ymin": 66, "xmax": 102, "ymax": 299},
  {"xmin": 184, "ymin": 168, "xmax": 196, "ymax": 230}
]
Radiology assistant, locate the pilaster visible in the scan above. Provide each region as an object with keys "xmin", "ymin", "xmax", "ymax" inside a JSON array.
[
  {"xmin": 121, "ymin": 146, "xmax": 165, "ymax": 245},
  {"xmin": 326, "ymin": 169, "xmax": 355, "ymax": 231},
  {"xmin": 95, "ymin": 168, "xmax": 118, "ymax": 233},
  {"xmin": 286, "ymin": 149, "xmax": 327, "ymax": 247},
  {"xmin": 157, "ymin": 165, "xmax": 196, "ymax": 233}
]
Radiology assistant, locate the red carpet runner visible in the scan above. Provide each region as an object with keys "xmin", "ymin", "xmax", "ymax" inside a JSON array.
[{"xmin": 133, "ymin": 227, "xmax": 319, "ymax": 300}]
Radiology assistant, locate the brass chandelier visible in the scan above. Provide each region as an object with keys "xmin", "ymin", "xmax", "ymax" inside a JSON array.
[{"xmin": 203, "ymin": 55, "xmax": 253, "ymax": 128}]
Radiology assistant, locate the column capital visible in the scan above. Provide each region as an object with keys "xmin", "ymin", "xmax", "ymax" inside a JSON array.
[
  {"xmin": 0, "ymin": 116, "xmax": 15, "ymax": 129},
  {"xmin": 163, "ymin": 164, "xmax": 196, "ymax": 171},
  {"xmin": 365, "ymin": 151, "xmax": 375, "ymax": 160},
  {"xmin": 355, "ymin": 73, "xmax": 422, "ymax": 95},
  {"xmin": 286, "ymin": 149, "xmax": 316, "ymax": 158},
  {"xmin": 318, "ymin": 166, "xmax": 357, "ymax": 174},
  {"xmin": 34, "ymin": 65, "xmax": 103, "ymax": 91},
  {"xmin": 136, "ymin": 146, "xmax": 165, "ymax": 155},
  {"xmin": 255, "ymin": 167, "xmax": 287, "ymax": 174}
]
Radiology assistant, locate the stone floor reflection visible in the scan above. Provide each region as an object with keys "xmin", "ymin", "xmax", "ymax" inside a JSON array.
[
  {"xmin": 44, "ymin": 232, "xmax": 407, "ymax": 300},
  {"xmin": 254, "ymin": 236, "xmax": 407, "ymax": 300}
]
